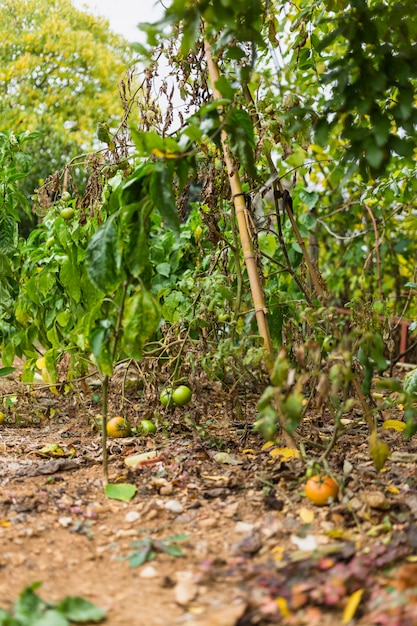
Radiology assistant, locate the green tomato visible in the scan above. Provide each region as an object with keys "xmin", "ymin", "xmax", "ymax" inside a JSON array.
[
  {"xmin": 139, "ymin": 419, "xmax": 157, "ymax": 434},
  {"xmin": 172, "ymin": 385, "xmax": 192, "ymax": 407},
  {"xmin": 160, "ymin": 388, "xmax": 174, "ymax": 407},
  {"xmin": 61, "ymin": 207, "xmax": 74, "ymax": 221},
  {"xmin": 322, "ymin": 336, "xmax": 337, "ymax": 352}
]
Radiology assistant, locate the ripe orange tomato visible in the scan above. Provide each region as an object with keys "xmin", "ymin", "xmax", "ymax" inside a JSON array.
[
  {"xmin": 106, "ymin": 416, "xmax": 131, "ymax": 438},
  {"xmin": 305, "ymin": 475, "xmax": 339, "ymax": 506}
]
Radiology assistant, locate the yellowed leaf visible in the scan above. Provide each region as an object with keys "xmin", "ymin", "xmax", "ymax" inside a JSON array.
[
  {"xmin": 0, "ymin": 519, "xmax": 11, "ymax": 528},
  {"xmin": 386, "ymin": 486, "xmax": 400, "ymax": 494},
  {"xmin": 369, "ymin": 431, "xmax": 391, "ymax": 471},
  {"xmin": 38, "ymin": 443, "xmax": 65, "ymax": 457},
  {"xmin": 276, "ymin": 597, "xmax": 291, "ymax": 618},
  {"xmin": 270, "ymin": 447, "xmax": 300, "ymax": 460},
  {"xmin": 342, "ymin": 588, "xmax": 364, "ymax": 624},
  {"xmin": 271, "ymin": 546, "xmax": 285, "ymax": 562},
  {"xmin": 382, "ymin": 419, "xmax": 406, "ymax": 432},
  {"xmin": 36, "ymin": 356, "xmax": 46, "ymax": 369},
  {"xmin": 242, "ymin": 449, "xmax": 255, "ymax": 455},
  {"xmin": 124, "ymin": 450, "xmax": 158, "ymax": 468},
  {"xmin": 299, "ymin": 506, "xmax": 315, "ymax": 524},
  {"xmin": 261, "ymin": 441, "xmax": 275, "ymax": 451}
]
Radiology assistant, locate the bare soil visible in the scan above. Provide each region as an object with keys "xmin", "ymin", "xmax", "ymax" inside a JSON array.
[{"xmin": 1, "ymin": 371, "xmax": 417, "ymax": 625}]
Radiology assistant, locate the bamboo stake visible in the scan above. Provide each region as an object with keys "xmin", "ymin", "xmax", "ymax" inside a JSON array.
[{"xmin": 203, "ymin": 38, "xmax": 274, "ymax": 358}]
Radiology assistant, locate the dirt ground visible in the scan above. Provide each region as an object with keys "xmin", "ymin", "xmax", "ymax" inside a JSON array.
[{"xmin": 1, "ymin": 369, "xmax": 417, "ymax": 625}]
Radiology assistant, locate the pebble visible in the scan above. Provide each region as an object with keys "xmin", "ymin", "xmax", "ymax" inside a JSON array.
[
  {"xmin": 125, "ymin": 510, "xmax": 140, "ymax": 523},
  {"xmin": 174, "ymin": 571, "xmax": 198, "ymax": 606},
  {"xmin": 58, "ymin": 516, "xmax": 72, "ymax": 528},
  {"xmin": 139, "ymin": 564, "xmax": 159, "ymax": 579},
  {"xmin": 164, "ymin": 500, "xmax": 183, "ymax": 514},
  {"xmin": 234, "ymin": 521, "xmax": 254, "ymax": 534},
  {"xmin": 198, "ymin": 516, "xmax": 218, "ymax": 529}
]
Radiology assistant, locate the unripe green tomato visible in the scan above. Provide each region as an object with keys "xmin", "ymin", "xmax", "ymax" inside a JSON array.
[
  {"xmin": 172, "ymin": 385, "xmax": 192, "ymax": 406},
  {"xmin": 322, "ymin": 336, "xmax": 337, "ymax": 352},
  {"xmin": 61, "ymin": 191, "xmax": 72, "ymax": 202},
  {"xmin": 160, "ymin": 388, "xmax": 174, "ymax": 407},
  {"xmin": 45, "ymin": 237, "xmax": 55, "ymax": 248},
  {"xmin": 61, "ymin": 207, "xmax": 74, "ymax": 221},
  {"xmin": 139, "ymin": 419, "xmax": 157, "ymax": 434}
]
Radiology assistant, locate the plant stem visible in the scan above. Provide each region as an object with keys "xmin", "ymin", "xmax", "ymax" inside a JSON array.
[{"xmin": 101, "ymin": 374, "xmax": 109, "ymax": 484}]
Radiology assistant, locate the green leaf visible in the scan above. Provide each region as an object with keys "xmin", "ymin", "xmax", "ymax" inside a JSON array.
[
  {"xmin": 364, "ymin": 140, "xmax": 384, "ymax": 169},
  {"xmin": 31, "ymin": 609, "xmax": 69, "ymax": 626},
  {"xmin": 14, "ymin": 584, "xmax": 45, "ymax": 622},
  {"xmin": 55, "ymin": 597, "xmax": 106, "ymax": 624},
  {"xmin": 149, "ymin": 163, "xmax": 180, "ymax": 232},
  {"xmin": 104, "ymin": 483, "xmax": 137, "ymax": 502},
  {"xmin": 128, "ymin": 547, "xmax": 154, "ymax": 568},
  {"xmin": 122, "ymin": 287, "xmax": 161, "ymax": 359},
  {"xmin": 0, "ymin": 366, "xmax": 15, "ymax": 377},
  {"xmin": 298, "ymin": 190, "xmax": 319, "ymax": 210},
  {"xmin": 89, "ymin": 327, "xmax": 114, "ymax": 377},
  {"xmin": 86, "ymin": 216, "xmax": 123, "ymax": 293},
  {"xmin": 60, "ymin": 255, "xmax": 81, "ymax": 303},
  {"xmin": 225, "ymin": 109, "xmax": 258, "ymax": 179}
]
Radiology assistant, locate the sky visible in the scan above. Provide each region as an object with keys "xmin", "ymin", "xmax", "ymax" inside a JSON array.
[{"xmin": 71, "ymin": 0, "xmax": 165, "ymax": 42}]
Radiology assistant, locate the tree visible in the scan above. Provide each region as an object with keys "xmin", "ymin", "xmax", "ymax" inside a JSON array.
[{"xmin": 0, "ymin": 0, "xmax": 133, "ymax": 202}]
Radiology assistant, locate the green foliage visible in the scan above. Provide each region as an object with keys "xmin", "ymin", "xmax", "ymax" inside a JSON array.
[
  {"xmin": 0, "ymin": 0, "xmax": 132, "ymax": 196},
  {"xmin": 313, "ymin": 0, "xmax": 417, "ymax": 175},
  {"xmin": 120, "ymin": 535, "xmax": 188, "ymax": 568},
  {"xmin": 0, "ymin": 583, "xmax": 106, "ymax": 626}
]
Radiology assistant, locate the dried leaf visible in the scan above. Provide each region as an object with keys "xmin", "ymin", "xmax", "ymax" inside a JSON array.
[
  {"xmin": 299, "ymin": 507, "xmax": 315, "ymax": 524},
  {"xmin": 214, "ymin": 452, "xmax": 243, "ymax": 465},
  {"xmin": 124, "ymin": 451, "xmax": 160, "ymax": 468}
]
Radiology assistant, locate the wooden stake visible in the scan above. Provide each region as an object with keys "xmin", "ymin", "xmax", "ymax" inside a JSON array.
[{"xmin": 204, "ymin": 38, "xmax": 274, "ymax": 359}]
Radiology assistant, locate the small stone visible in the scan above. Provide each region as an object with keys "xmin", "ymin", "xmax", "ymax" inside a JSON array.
[
  {"xmin": 139, "ymin": 564, "xmax": 159, "ymax": 579},
  {"xmin": 58, "ymin": 516, "xmax": 72, "ymax": 528},
  {"xmin": 174, "ymin": 571, "xmax": 198, "ymax": 606},
  {"xmin": 363, "ymin": 491, "xmax": 390, "ymax": 510},
  {"xmin": 234, "ymin": 521, "xmax": 254, "ymax": 534},
  {"xmin": 125, "ymin": 511, "xmax": 140, "ymax": 523},
  {"xmin": 164, "ymin": 500, "xmax": 183, "ymax": 514},
  {"xmin": 159, "ymin": 483, "xmax": 174, "ymax": 496},
  {"xmin": 198, "ymin": 516, "xmax": 218, "ymax": 529}
]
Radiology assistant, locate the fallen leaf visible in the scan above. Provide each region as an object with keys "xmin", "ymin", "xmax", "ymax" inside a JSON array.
[
  {"xmin": 342, "ymin": 588, "xmax": 364, "ymax": 624},
  {"xmin": 124, "ymin": 451, "xmax": 161, "ymax": 468},
  {"xmin": 383, "ymin": 419, "xmax": 406, "ymax": 432},
  {"xmin": 38, "ymin": 443, "xmax": 65, "ymax": 457},
  {"xmin": 276, "ymin": 596, "xmax": 291, "ymax": 617},
  {"xmin": 191, "ymin": 602, "xmax": 247, "ymax": 626},
  {"xmin": 105, "ymin": 483, "xmax": 137, "ymax": 502},
  {"xmin": 299, "ymin": 507, "xmax": 315, "ymax": 524},
  {"xmin": 214, "ymin": 452, "xmax": 243, "ymax": 465},
  {"xmin": 269, "ymin": 447, "xmax": 300, "ymax": 460},
  {"xmin": 368, "ymin": 432, "xmax": 390, "ymax": 471}
]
